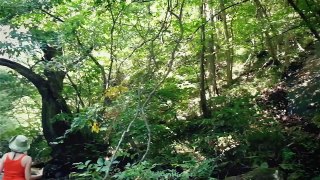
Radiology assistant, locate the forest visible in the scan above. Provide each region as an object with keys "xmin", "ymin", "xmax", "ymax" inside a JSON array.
[{"xmin": 0, "ymin": 0, "xmax": 320, "ymax": 179}]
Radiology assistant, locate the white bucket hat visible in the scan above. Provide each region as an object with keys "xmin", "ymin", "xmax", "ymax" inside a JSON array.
[{"xmin": 8, "ymin": 135, "xmax": 30, "ymax": 153}]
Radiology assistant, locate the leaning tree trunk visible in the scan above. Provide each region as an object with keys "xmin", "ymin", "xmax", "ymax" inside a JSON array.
[
  {"xmin": 287, "ymin": 0, "xmax": 320, "ymax": 41},
  {"xmin": 0, "ymin": 58, "xmax": 80, "ymax": 178},
  {"xmin": 0, "ymin": 58, "xmax": 69, "ymax": 142}
]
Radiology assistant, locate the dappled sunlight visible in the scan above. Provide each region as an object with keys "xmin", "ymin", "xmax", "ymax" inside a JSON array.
[
  {"xmin": 285, "ymin": 49, "xmax": 320, "ymax": 117},
  {"xmin": 173, "ymin": 142, "xmax": 205, "ymax": 161},
  {"xmin": 215, "ymin": 135, "xmax": 239, "ymax": 154},
  {"xmin": 12, "ymin": 96, "xmax": 42, "ymax": 129},
  {"xmin": 1, "ymin": 0, "xmax": 320, "ymax": 179},
  {"xmin": 176, "ymin": 98, "xmax": 201, "ymax": 119}
]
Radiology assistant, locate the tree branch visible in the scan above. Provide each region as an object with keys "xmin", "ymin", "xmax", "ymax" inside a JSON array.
[
  {"xmin": 139, "ymin": 0, "xmax": 185, "ymax": 162},
  {"xmin": 270, "ymin": 24, "xmax": 303, "ymax": 39},
  {"xmin": 0, "ymin": 58, "xmax": 47, "ymax": 92},
  {"xmin": 40, "ymin": 9, "xmax": 65, "ymax": 22},
  {"xmin": 287, "ymin": 0, "xmax": 320, "ymax": 41},
  {"xmin": 66, "ymin": 73, "xmax": 85, "ymax": 109},
  {"xmin": 120, "ymin": 0, "xmax": 171, "ymax": 66},
  {"xmin": 103, "ymin": 89, "xmax": 142, "ymax": 180},
  {"xmin": 74, "ymin": 31, "xmax": 108, "ymax": 101},
  {"xmin": 190, "ymin": 0, "xmax": 250, "ymax": 38},
  {"xmin": 103, "ymin": 1, "xmax": 185, "ymax": 177}
]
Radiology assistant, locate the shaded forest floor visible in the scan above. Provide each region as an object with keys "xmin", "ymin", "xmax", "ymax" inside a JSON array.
[
  {"xmin": 286, "ymin": 42, "xmax": 320, "ymax": 119},
  {"xmin": 141, "ymin": 42, "xmax": 320, "ymax": 180},
  {"xmin": 237, "ymin": 41, "xmax": 320, "ymax": 179}
]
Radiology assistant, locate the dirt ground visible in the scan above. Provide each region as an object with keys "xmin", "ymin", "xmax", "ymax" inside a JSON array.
[{"xmin": 285, "ymin": 42, "xmax": 320, "ymax": 118}]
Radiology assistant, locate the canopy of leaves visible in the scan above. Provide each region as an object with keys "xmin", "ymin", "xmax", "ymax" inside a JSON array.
[{"xmin": 1, "ymin": 0, "xmax": 320, "ymax": 179}]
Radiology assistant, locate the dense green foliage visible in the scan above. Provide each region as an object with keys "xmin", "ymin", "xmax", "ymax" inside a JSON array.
[{"xmin": 1, "ymin": 0, "xmax": 320, "ymax": 179}]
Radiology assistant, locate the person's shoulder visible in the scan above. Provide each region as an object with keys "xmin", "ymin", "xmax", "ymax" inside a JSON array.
[
  {"xmin": 21, "ymin": 155, "xmax": 32, "ymax": 166},
  {"xmin": 22, "ymin": 154, "xmax": 32, "ymax": 162},
  {"xmin": 0, "ymin": 153, "xmax": 8, "ymax": 162},
  {"xmin": 1, "ymin": 153, "xmax": 9, "ymax": 158}
]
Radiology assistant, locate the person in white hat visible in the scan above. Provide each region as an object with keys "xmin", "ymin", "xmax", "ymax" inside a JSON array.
[{"xmin": 0, "ymin": 135, "xmax": 42, "ymax": 180}]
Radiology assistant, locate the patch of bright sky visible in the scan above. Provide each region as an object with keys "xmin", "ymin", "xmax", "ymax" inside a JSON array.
[
  {"xmin": 1, "ymin": 25, "xmax": 42, "ymax": 66},
  {"xmin": 0, "ymin": 26, "xmax": 19, "ymax": 58}
]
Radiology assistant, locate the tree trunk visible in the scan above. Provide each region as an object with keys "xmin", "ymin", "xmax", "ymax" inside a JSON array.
[
  {"xmin": 265, "ymin": 31, "xmax": 277, "ymax": 60},
  {"xmin": 0, "ymin": 58, "xmax": 84, "ymax": 178},
  {"xmin": 287, "ymin": 0, "xmax": 320, "ymax": 41},
  {"xmin": 283, "ymin": 33, "xmax": 291, "ymax": 70},
  {"xmin": 254, "ymin": 0, "xmax": 278, "ymax": 61},
  {"xmin": 219, "ymin": 0, "xmax": 233, "ymax": 86},
  {"xmin": 208, "ymin": 3, "xmax": 218, "ymax": 97},
  {"xmin": 0, "ymin": 58, "xmax": 69, "ymax": 142},
  {"xmin": 199, "ymin": 0, "xmax": 211, "ymax": 118}
]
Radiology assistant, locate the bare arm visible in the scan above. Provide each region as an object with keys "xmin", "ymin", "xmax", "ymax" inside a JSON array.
[
  {"xmin": 22, "ymin": 155, "xmax": 43, "ymax": 180},
  {"xmin": 0, "ymin": 153, "xmax": 7, "ymax": 174},
  {"xmin": 31, "ymin": 169, "xmax": 43, "ymax": 180},
  {"xmin": 24, "ymin": 156, "xmax": 32, "ymax": 180}
]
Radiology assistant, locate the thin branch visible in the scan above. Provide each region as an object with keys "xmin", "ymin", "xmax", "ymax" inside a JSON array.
[
  {"xmin": 107, "ymin": 6, "xmax": 116, "ymax": 90},
  {"xmin": 74, "ymin": 31, "xmax": 108, "ymax": 99},
  {"xmin": 270, "ymin": 24, "xmax": 303, "ymax": 39},
  {"xmin": 40, "ymin": 9, "xmax": 65, "ymax": 22},
  {"xmin": 105, "ymin": 0, "xmax": 128, "ymax": 90},
  {"xmin": 213, "ymin": 0, "xmax": 250, "ymax": 20},
  {"xmin": 103, "ymin": 0, "xmax": 185, "ymax": 177},
  {"xmin": 66, "ymin": 73, "xmax": 85, "ymax": 108},
  {"xmin": 140, "ymin": 0, "xmax": 185, "ymax": 162},
  {"xmin": 103, "ymin": 89, "xmax": 142, "ymax": 180},
  {"xmin": 117, "ymin": 1, "xmax": 171, "ymax": 70},
  {"xmin": 190, "ymin": 0, "xmax": 250, "ymax": 38}
]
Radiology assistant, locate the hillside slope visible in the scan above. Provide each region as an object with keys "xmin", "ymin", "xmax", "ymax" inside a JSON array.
[{"xmin": 285, "ymin": 42, "xmax": 320, "ymax": 119}]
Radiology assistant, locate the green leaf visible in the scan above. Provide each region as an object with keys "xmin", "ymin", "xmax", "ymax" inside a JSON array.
[{"xmin": 97, "ymin": 158, "xmax": 104, "ymax": 166}]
